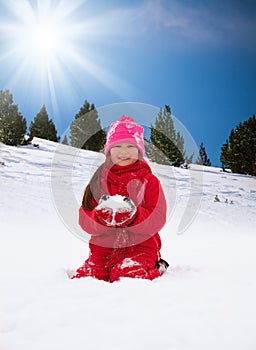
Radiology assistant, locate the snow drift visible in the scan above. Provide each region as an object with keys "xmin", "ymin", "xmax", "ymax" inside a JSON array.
[{"xmin": 0, "ymin": 138, "xmax": 256, "ymax": 350}]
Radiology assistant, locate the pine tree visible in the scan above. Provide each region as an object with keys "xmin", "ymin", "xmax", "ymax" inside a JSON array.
[
  {"xmin": 176, "ymin": 131, "xmax": 185, "ymax": 163},
  {"xmin": 185, "ymin": 152, "xmax": 194, "ymax": 166},
  {"xmin": 70, "ymin": 100, "xmax": 106, "ymax": 151},
  {"xmin": 0, "ymin": 89, "xmax": 27, "ymax": 146},
  {"xmin": 61, "ymin": 135, "xmax": 69, "ymax": 145},
  {"xmin": 220, "ymin": 115, "xmax": 256, "ymax": 175},
  {"xmin": 29, "ymin": 105, "xmax": 58, "ymax": 142},
  {"xmin": 148, "ymin": 105, "xmax": 184, "ymax": 166},
  {"xmin": 220, "ymin": 139, "xmax": 231, "ymax": 171},
  {"xmin": 196, "ymin": 142, "xmax": 211, "ymax": 166}
]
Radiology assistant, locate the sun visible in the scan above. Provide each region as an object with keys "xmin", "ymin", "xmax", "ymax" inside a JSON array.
[
  {"xmin": 30, "ymin": 23, "xmax": 60, "ymax": 57},
  {"xmin": 16, "ymin": 21, "xmax": 62, "ymax": 72},
  {"xmin": 0, "ymin": 0, "xmax": 138, "ymax": 122},
  {"xmin": 8, "ymin": 2, "xmax": 71, "ymax": 71},
  {"xmin": 0, "ymin": 0, "xmax": 94, "ymax": 84},
  {"xmin": 0, "ymin": 0, "xmax": 85, "ymax": 115}
]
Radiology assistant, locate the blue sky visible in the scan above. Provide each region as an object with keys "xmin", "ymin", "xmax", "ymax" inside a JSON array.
[{"xmin": 0, "ymin": 0, "xmax": 256, "ymax": 166}]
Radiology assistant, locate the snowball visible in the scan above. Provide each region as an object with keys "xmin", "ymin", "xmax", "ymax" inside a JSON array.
[{"xmin": 97, "ymin": 195, "xmax": 131, "ymax": 211}]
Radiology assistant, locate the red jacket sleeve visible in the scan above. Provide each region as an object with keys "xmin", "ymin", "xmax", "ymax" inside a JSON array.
[
  {"xmin": 79, "ymin": 202, "xmax": 111, "ymax": 236},
  {"xmin": 127, "ymin": 174, "xmax": 167, "ymax": 235}
]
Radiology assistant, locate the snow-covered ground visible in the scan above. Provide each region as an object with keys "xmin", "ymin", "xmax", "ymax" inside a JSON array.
[{"xmin": 0, "ymin": 138, "xmax": 256, "ymax": 350}]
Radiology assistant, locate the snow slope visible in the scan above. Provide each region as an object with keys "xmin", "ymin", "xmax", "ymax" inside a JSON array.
[{"xmin": 0, "ymin": 138, "xmax": 256, "ymax": 350}]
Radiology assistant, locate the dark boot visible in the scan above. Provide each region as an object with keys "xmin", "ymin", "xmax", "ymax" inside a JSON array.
[{"xmin": 155, "ymin": 258, "xmax": 169, "ymax": 275}]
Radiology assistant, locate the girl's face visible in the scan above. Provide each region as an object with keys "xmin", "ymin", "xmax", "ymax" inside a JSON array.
[{"xmin": 110, "ymin": 143, "xmax": 139, "ymax": 166}]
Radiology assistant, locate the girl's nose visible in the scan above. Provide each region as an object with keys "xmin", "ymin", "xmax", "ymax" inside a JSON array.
[{"xmin": 120, "ymin": 149, "xmax": 128, "ymax": 155}]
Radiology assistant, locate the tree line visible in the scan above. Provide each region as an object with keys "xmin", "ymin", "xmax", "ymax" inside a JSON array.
[
  {"xmin": 0, "ymin": 89, "xmax": 58, "ymax": 146},
  {"xmin": 220, "ymin": 115, "xmax": 256, "ymax": 176},
  {"xmin": 0, "ymin": 88, "xmax": 255, "ymax": 175}
]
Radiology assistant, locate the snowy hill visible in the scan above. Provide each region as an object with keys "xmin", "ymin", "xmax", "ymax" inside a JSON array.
[{"xmin": 0, "ymin": 138, "xmax": 256, "ymax": 350}]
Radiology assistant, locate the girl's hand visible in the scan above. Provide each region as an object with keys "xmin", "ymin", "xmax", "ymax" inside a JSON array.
[
  {"xmin": 95, "ymin": 206, "xmax": 114, "ymax": 226},
  {"xmin": 95, "ymin": 195, "xmax": 137, "ymax": 227},
  {"xmin": 114, "ymin": 197, "xmax": 136, "ymax": 227}
]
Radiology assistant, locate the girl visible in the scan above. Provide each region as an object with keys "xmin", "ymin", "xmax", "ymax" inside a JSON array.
[{"xmin": 71, "ymin": 116, "xmax": 168, "ymax": 282}]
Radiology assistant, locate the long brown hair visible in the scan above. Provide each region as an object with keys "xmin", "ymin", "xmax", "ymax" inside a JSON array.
[{"xmin": 81, "ymin": 155, "xmax": 111, "ymax": 210}]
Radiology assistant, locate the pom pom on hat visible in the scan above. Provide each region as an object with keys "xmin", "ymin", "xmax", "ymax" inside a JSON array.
[{"xmin": 104, "ymin": 115, "xmax": 145, "ymax": 156}]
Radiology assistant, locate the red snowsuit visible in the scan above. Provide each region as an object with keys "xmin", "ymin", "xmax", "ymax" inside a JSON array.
[{"xmin": 75, "ymin": 159, "xmax": 167, "ymax": 282}]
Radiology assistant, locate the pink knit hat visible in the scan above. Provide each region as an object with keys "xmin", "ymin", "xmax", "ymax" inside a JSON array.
[{"xmin": 104, "ymin": 116, "xmax": 145, "ymax": 156}]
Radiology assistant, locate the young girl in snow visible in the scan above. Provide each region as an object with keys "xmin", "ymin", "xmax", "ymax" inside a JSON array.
[{"xmin": 72, "ymin": 116, "xmax": 168, "ymax": 282}]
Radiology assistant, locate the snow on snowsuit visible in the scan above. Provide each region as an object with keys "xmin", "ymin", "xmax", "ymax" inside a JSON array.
[{"xmin": 75, "ymin": 159, "xmax": 167, "ymax": 282}]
